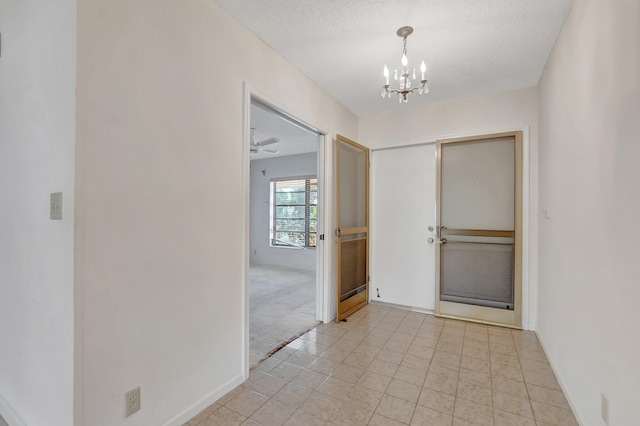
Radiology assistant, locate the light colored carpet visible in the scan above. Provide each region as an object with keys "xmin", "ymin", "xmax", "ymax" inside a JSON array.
[{"xmin": 250, "ymin": 264, "xmax": 319, "ymax": 368}]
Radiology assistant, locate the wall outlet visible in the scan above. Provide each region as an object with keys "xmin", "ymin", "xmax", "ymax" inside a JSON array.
[
  {"xmin": 601, "ymin": 394, "xmax": 609, "ymax": 425},
  {"xmin": 50, "ymin": 192, "xmax": 62, "ymax": 220},
  {"xmin": 125, "ymin": 387, "xmax": 141, "ymax": 417}
]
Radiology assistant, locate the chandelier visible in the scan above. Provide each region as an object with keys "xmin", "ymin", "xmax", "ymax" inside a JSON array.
[{"xmin": 381, "ymin": 26, "xmax": 428, "ymax": 103}]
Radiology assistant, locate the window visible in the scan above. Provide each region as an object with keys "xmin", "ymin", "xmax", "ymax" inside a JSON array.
[{"xmin": 270, "ymin": 177, "xmax": 317, "ymax": 248}]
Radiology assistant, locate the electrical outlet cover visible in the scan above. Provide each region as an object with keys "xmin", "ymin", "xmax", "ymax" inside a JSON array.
[{"xmin": 125, "ymin": 387, "xmax": 141, "ymax": 417}]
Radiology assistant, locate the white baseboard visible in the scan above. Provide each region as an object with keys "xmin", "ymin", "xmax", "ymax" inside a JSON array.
[
  {"xmin": 0, "ymin": 392, "xmax": 26, "ymax": 426},
  {"xmin": 161, "ymin": 373, "xmax": 245, "ymax": 426},
  {"xmin": 369, "ymin": 300, "xmax": 435, "ymax": 316},
  {"xmin": 535, "ymin": 331, "xmax": 585, "ymax": 426}
]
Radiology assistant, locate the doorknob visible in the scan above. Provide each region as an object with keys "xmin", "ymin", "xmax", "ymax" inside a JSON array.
[{"xmin": 428, "ymin": 237, "xmax": 447, "ymax": 244}]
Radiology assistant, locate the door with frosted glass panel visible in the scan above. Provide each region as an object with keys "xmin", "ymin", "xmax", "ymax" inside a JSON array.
[
  {"xmin": 336, "ymin": 135, "xmax": 369, "ymax": 321},
  {"xmin": 435, "ymin": 132, "xmax": 522, "ymax": 328}
]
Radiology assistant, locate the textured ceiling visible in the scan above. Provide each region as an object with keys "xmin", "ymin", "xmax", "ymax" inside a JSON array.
[{"xmin": 213, "ymin": 0, "xmax": 573, "ymax": 116}]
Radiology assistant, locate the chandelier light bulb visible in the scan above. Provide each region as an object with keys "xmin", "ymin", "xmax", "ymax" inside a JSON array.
[
  {"xmin": 421, "ymin": 60, "xmax": 427, "ymax": 80},
  {"xmin": 383, "ymin": 65, "xmax": 389, "ymax": 85},
  {"xmin": 401, "ymin": 53, "xmax": 408, "ymax": 67}
]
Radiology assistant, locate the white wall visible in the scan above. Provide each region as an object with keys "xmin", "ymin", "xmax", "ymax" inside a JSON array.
[
  {"xmin": 537, "ymin": 0, "xmax": 640, "ymax": 424},
  {"xmin": 75, "ymin": 0, "xmax": 358, "ymax": 424},
  {"xmin": 361, "ymin": 88, "xmax": 538, "ymax": 328},
  {"xmin": 250, "ymin": 153, "xmax": 317, "ymax": 271},
  {"xmin": 0, "ymin": 1, "xmax": 76, "ymax": 425}
]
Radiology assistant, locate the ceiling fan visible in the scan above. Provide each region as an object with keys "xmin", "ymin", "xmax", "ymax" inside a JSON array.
[{"xmin": 250, "ymin": 128, "xmax": 280, "ymax": 155}]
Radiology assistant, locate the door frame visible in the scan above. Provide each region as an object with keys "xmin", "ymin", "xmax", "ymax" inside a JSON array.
[
  {"xmin": 241, "ymin": 83, "xmax": 332, "ymax": 377},
  {"xmin": 435, "ymin": 131, "xmax": 524, "ymax": 328}
]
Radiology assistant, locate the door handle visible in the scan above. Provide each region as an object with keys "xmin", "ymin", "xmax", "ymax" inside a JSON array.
[{"xmin": 428, "ymin": 237, "xmax": 447, "ymax": 244}]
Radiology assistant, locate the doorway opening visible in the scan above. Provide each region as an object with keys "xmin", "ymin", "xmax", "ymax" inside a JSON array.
[{"xmin": 247, "ymin": 97, "xmax": 325, "ymax": 368}]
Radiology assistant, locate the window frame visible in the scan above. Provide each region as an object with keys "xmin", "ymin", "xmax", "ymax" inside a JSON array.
[{"xmin": 270, "ymin": 176, "xmax": 318, "ymax": 249}]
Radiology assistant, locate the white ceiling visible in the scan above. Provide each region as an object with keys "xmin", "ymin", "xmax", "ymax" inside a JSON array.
[
  {"xmin": 214, "ymin": 0, "xmax": 573, "ymax": 117},
  {"xmin": 250, "ymin": 101, "xmax": 318, "ymax": 160}
]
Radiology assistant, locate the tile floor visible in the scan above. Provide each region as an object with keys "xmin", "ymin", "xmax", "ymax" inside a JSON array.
[{"xmin": 184, "ymin": 304, "xmax": 578, "ymax": 426}]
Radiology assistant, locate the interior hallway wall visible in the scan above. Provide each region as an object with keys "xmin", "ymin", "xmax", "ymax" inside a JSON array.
[
  {"xmin": 360, "ymin": 87, "xmax": 538, "ymax": 328},
  {"xmin": 0, "ymin": 0, "xmax": 76, "ymax": 425},
  {"xmin": 250, "ymin": 153, "xmax": 318, "ymax": 271},
  {"xmin": 75, "ymin": 0, "xmax": 358, "ymax": 424},
  {"xmin": 537, "ymin": 0, "xmax": 640, "ymax": 424}
]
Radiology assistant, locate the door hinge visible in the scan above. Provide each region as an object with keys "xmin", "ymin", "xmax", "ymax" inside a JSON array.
[{"xmin": 367, "ymin": 275, "xmax": 371, "ymax": 283}]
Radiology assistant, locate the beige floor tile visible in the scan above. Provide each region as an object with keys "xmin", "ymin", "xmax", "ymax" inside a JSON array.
[
  {"xmin": 282, "ymin": 410, "xmax": 325, "ymax": 426},
  {"xmin": 394, "ymin": 365, "xmax": 427, "ymax": 387},
  {"xmin": 320, "ymin": 347, "xmax": 350, "ymax": 363},
  {"xmin": 368, "ymin": 413, "xmax": 407, "ymax": 425},
  {"xmin": 286, "ymin": 351, "xmax": 318, "ymax": 368},
  {"xmin": 522, "ymin": 369, "xmax": 561, "ymax": 391},
  {"xmin": 257, "ymin": 357, "xmax": 284, "ymax": 373},
  {"xmin": 332, "ymin": 363, "xmax": 365, "ymax": 384},
  {"xmin": 290, "ymin": 369, "xmax": 328, "ymax": 390},
  {"xmin": 299, "ymin": 391, "xmax": 341, "ymax": 421},
  {"xmin": 417, "ymin": 388, "xmax": 455, "ymax": 415},
  {"xmin": 249, "ymin": 400, "xmax": 296, "ymax": 426},
  {"xmin": 410, "ymin": 405, "xmax": 453, "ymax": 426},
  {"xmin": 491, "ymin": 364, "xmax": 524, "ymax": 382},
  {"xmin": 491, "ymin": 376, "xmax": 529, "ymax": 399},
  {"xmin": 199, "ymin": 406, "xmax": 246, "ymax": 426},
  {"xmin": 367, "ymin": 358, "xmax": 399, "ymax": 377},
  {"xmin": 456, "ymin": 381, "xmax": 493, "ymax": 406},
  {"xmin": 343, "ymin": 352, "xmax": 376, "ymax": 369},
  {"xmin": 519, "ymin": 358, "xmax": 553, "ymax": 375},
  {"xmin": 384, "ymin": 339, "xmax": 412, "ymax": 353},
  {"xmin": 452, "ymin": 416, "xmax": 489, "ymax": 426},
  {"xmin": 453, "ymin": 398, "xmax": 493, "ymax": 424},
  {"xmin": 285, "ymin": 339, "xmax": 307, "ymax": 350},
  {"xmin": 269, "ymin": 361, "xmax": 302, "ymax": 382},
  {"xmin": 458, "ymin": 367, "xmax": 491, "ymax": 388},
  {"xmin": 376, "ymin": 348, "xmax": 406, "ymax": 364},
  {"xmin": 272, "ymin": 383, "xmax": 313, "ymax": 408},
  {"xmin": 200, "ymin": 307, "xmax": 581, "ymax": 426},
  {"xmin": 401, "ymin": 354, "xmax": 431, "ymax": 370},
  {"xmin": 317, "ymin": 376, "xmax": 354, "ymax": 399},
  {"xmin": 308, "ymin": 357, "xmax": 340, "ymax": 376},
  {"xmin": 216, "ymin": 385, "xmax": 246, "ymax": 405},
  {"xmin": 301, "ymin": 342, "xmax": 331, "ymax": 356},
  {"xmin": 375, "ymin": 394, "xmax": 416, "ymax": 424},
  {"xmin": 459, "ymin": 356, "xmax": 490, "ymax": 372},
  {"xmin": 531, "ymin": 400, "xmax": 578, "ymax": 426},
  {"xmin": 225, "ymin": 389, "xmax": 269, "ymax": 417},
  {"xmin": 345, "ymin": 385, "xmax": 384, "ymax": 411},
  {"xmin": 526, "ymin": 383, "xmax": 570, "ymax": 409},
  {"xmin": 251, "ymin": 374, "xmax": 288, "ymax": 397},
  {"xmin": 357, "ymin": 370, "xmax": 393, "ymax": 392},
  {"xmin": 461, "ymin": 345, "xmax": 490, "ymax": 360},
  {"xmin": 424, "ymin": 372, "xmax": 458, "ymax": 396},
  {"xmin": 328, "ymin": 400, "xmax": 373, "ymax": 425},
  {"xmin": 493, "ymin": 408, "xmax": 536, "ymax": 426},
  {"xmin": 185, "ymin": 403, "xmax": 220, "ymax": 425},
  {"xmin": 386, "ymin": 378, "xmax": 422, "ymax": 403},
  {"xmin": 490, "ymin": 352, "xmax": 521, "ymax": 368},
  {"xmin": 493, "ymin": 391, "xmax": 534, "ymax": 419}
]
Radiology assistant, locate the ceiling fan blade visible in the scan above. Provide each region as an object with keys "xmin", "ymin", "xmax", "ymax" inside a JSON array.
[
  {"xmin": 262, "ymin": 148, "xmax": 280, "ymax": 154},
  {"xmin": 257, "ymin": 137, "xmax": 280, "ymax": 146}
]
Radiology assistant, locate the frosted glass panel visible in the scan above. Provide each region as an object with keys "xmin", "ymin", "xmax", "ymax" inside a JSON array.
[
  {"xmin": 340, "ymin": 235, "xmax": 367, "ymax": 300},
  {"xmin": 441, "ymin": 242, "xmax": 514, "ymax": 309},
  {"xmin": 339, "ymin": 141, "xmax": 367, "ymax": 228},
  {"xmin": 441, "ymin": 137, "xmax": 514, "ymax": 230}
]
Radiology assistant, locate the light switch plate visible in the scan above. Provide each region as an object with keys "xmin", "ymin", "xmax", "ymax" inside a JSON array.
[{"xmin": 50, "ymin": 192, "xmax": 62, "ymax": 220}]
